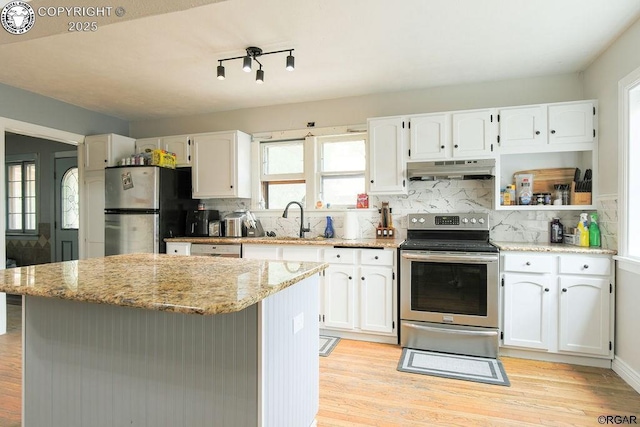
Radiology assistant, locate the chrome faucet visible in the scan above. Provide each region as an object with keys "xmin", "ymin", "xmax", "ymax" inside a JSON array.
[{"xmin": 282, "ymin": 201, "xmax": 310, "ymax": 238}]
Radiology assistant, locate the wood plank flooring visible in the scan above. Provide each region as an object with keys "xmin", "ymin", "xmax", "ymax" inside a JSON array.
[{"xmin": 1, "ymin": 302, "xmax": 638, "ymax": 427}]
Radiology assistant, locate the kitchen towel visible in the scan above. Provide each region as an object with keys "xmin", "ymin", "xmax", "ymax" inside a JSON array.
[{"xmin": 343, "ymin": 210, "xmax": 358, "ymax": 240}]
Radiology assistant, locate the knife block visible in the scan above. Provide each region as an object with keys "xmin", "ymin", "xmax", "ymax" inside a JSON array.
[
  {"xmin": 570, "ymin": 181, "xmax": 592, "ymax": 205},
  {"xmin": 246, "ymin": 220, "xmax": 265, "ymax": 237}
]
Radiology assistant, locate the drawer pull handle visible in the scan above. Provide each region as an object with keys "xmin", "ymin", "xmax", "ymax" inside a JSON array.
[
  {"xmin": 525, "ymin": 261, "xmax": 531, "ymax": 266},
  {"xmin": 374, "ymin": 256, "xmax": 379, "ymax": 260},
  {"xmin": 544, "ymin": 288, "xmax": 549, "ymax": 292},
  {"xmin": 336, "ymin": 254, "xmax": 341, "ymax": 258},
  {"xmin": 174, "ymin": 250, "xmax": 178, "ymax": 253},
  {"xmin": 562, "ymin": 288, "xmax": 567, "ymax": 292},
  {"xmin": 583, "ymin": 264, "xmax": 589, "ymax": 269}
]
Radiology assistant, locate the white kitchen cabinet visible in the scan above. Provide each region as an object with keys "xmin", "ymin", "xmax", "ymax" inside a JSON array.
[
  {"xmin": 192, "ymin": 131, "xmax": 251, "ymax": 198},
  {"xmin": 242, "ymin": 244, "xmax": 281, "ymax": 260},
  {"xmin": 451, "ymin": 109, "xmax": 495, "ymax": 158},
  {"xmin": 367, "ymin": 117, "xmax": 406, "ymax": 194},
  {"xmin": 166, "ymin": 242, "xmax": 191, "ymax": 255},
  {"xmin": 359, "ymin": 265, "xmax": 393, "ymax": 334},
  {"xmin": 501, "ymin": 251, "xmax": 613, "ymax": 361},
  {"xmin": 323, "ymin": 263, "xmax": 356, "ymax": 330},
  {"xmin": 548, "ymin": 101, "xmax": 595, "ymax": 146},
  {"xmin": 82, "ymin": 171, "xmax": 106, "ymax": 259},
  {"xmin": 136, "ymin": 135, "xmax": 192, "ymax": 167},
  {"xmin": 408, "ymin": 113, "xmax": 450, "ymax": 160},
  {"xmin": 84, "ymin": 134, "xmax": 135, "ymax": 171},
  {"xmin": 497, "ymin": 105, "xmax": 547, "ymax": 150}
]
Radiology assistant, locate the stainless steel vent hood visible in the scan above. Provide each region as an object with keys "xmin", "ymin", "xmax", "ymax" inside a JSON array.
[{"xmin": 407, "ymin": 158, "xmax": 495, "ymax": 180}]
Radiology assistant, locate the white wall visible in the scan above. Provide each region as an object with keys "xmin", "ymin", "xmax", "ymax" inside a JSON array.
[
  {"xmin": 583, "ymin": 16, "xmax": 640, "ymax": 390},
  {"xmin": 130, "ymin": 73, "xmax": 584, "ymax": 137}
]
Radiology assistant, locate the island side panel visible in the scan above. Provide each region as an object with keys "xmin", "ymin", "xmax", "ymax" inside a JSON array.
[
  {"xmin": 23, "ymin": 296, "xmax": 259, "ymax": 427},
  {"xmin": 260, "ymin": 274, "xmax": 320, "ymax": 427}
]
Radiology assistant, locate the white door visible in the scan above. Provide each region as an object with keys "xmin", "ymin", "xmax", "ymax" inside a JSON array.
[
  {"xmin": 498, "ymin": 106, "xmax": 547, "ymax": 149},
  {"xmin": 558, "ymin": 276, "xmax": 610, "ymax": 356},
  {"xmin": 367, "ymin": 117, "xmax": 406, "ymax": 194},
  {"xmin": 409, "ymin": 114, "xmax": 450, "ymax": 160},
  {"xmin": 502, "ymin": 273, "xmax": 552, "ymax": 350},
  {"xmin": 548, "ymin": 102, "xmax": 594, "ymax": 145},
  {"xmin": 82, "ymin": 171, "xmax": 105, "ymax": 259},
  {"xmin": 359, "ymin": 266, "xmax": 393, "ymax": 334},
  {"xmin": 163, "ymin": 135, "xmax": 191, "ymax": 166},
  {"xmin": 54, "ymin": 156, "xmax": 79, "ymax": 261},
  {"xmin": 192, "ymin": 133, "xmax": 236, "ymax": 198},
  {"xmin": 452, "ymin": 110, "xmax": 494, "ymax": 158},
  {"xmin": 323, "ymin": 264, "xmax": 356, "ymax": 330}
]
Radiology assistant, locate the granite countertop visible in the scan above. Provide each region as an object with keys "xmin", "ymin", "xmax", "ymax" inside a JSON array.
[
  {"xmin": 0, "ymin": 254, "xmax": 327, "ymax": 315},
  {"xmin": 165, "ymin": 236, "xmax": 404, "ymax": 248},
  {"xmin": 492, "ymin": 241, "xmax": 617, "ymax": 255}
]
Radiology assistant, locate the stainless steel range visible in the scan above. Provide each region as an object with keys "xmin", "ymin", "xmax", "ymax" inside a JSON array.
[{"xmin": 400, "ymin": 213, "xmax": 500, "ymax": 358}]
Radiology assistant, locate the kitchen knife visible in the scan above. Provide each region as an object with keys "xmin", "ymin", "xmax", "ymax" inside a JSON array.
[{"xmin": 574, "ymin": 168, "xmax": 581, "ymax": 183}]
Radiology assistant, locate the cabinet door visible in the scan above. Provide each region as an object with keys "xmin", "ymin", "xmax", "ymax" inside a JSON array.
[
  {"xmin": 83, "ymin": 171, "xmax": 105, "ymax": 258},
  {"xmin": 84, "ymin": 135, "xmax": 109, "ymax": 171},
  {"xmin": 452, "ymin": 110, "xmax": 494, "ymax": 158},
  {"xmin": 558, "ymin": 276, "xmax": 610, "ymax": 356},
  {"xmin": 166, "ymin": 242, "xmax": 191, "ymax": 255},
  {"xmin": 409, "ymin": 114, "xmax": 449, "ymax": 160},
  {"xmin": 135, "ymin": 138, "xmax": 161, "ymax": 155},
  {"xmin": 192, "ymin": 133, "xmax": 236, "ymax": 198},
  {"xmin": 498, "ymin": 106, "xmax": 547, "ymax": 150},
  {"xmin": 242, "ymin": 244, "xmax": 281, "ymax": 260},
  {"xmin": 502, "ymin": 273, "xmax": 552, "ymax": 350},
  {"xmin": 163, "ymin": 135, "xmax": 191, "ymax": 167},
  {"xmin": 548, "ymin": 102, "xmax": 594, "ymax": 145},
  {"xmin": 367, "ymin": 117, "xmax": 406, "ymax": 194},
  {"xmin": 323, "ymin": 264, "xmax": 356, "ymax": 330},
  {"xmin": 359, "ymin": 266, "xmax": 393, "ymax": 334}
]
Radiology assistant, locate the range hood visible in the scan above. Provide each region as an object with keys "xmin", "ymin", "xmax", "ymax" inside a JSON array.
[{"xmin": 407, "ymin": 158, "xmax": 495, "ymax": 180}]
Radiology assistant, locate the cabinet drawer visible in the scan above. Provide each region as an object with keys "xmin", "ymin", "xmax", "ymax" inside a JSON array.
[
  {"xmin": 324, "ymin": 248, "xmax": 355, "ymax": 264},
  {"xmin": 359, "ymin": 249, "xmax": 394, "ymax": 266},
  {"xmin": 166, "ymin": 242, "xmax": 190, "ymax": 256},
  {"xmin": 558, "ymin": 255, "xmax": 611, "ymax": 276},
  {"xmin": 503, "ymin": 253, "xmax": 553, "ymax": 273}
]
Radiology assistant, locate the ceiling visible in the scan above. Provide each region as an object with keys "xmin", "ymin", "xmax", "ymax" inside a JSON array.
[{"xmin": 1, "ymin": 0, "xmax": 640, "ymax": 121}]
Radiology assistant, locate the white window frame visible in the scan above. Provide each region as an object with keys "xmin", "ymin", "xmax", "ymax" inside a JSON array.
[
  {"xmin": 259, "ymin": 139, "xmax": 306, "ymax": 209},
  {"xmin": 617, "ymin": 66, "xmax": 640, "ymax": 274},
  {"xmin": 5, "ymin": 153, "xmax": 39, "ymax": 236}
]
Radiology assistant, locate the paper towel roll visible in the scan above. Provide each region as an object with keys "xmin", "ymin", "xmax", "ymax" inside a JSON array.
[{"xmin": 343, "ymin": 210, "xmax": 358, "ymax": 240}]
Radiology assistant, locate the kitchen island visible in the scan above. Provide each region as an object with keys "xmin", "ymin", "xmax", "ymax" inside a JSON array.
[{"xmin": 0, "ymin": 254, "xmax": 327, "ymax": 427}]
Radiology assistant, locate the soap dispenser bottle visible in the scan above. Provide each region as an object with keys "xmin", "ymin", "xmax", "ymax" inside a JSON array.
[
  {"xmin": 577, "ymin": 213, "xmax": 590, "ymax": 247},
  {"xmin": 324, "ymin": 216, "xmax": 335, "ymax": 238},
  {"xmin": 589, "ymin": 212, "xmax": 601, "ymax": 247}
]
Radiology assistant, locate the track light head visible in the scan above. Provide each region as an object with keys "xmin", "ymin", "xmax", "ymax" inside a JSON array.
[
  {"xmin": 216, "ymin": 63, "xmax": 225, "ymax": 80},
  {"xmin": 286, "ymin": 52, "xmax": 295, "ymax": 71},
  {"xmin": 256, "ymin": 67, "xmax": 264, "ymax": 84},
  {"xmin": 242, "ymin": 55, "xmax": 252, "ymax": 72}
]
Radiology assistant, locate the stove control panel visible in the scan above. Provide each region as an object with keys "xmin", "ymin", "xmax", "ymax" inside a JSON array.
[{"xmin": 407, "ymin": 213, "xmax": 490, "ymax": 230}]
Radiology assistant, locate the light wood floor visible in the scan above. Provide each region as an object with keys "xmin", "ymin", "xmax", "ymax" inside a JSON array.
[{"xmin": 1, "ymin": 303, "xmax": 638, "ymax": 427}]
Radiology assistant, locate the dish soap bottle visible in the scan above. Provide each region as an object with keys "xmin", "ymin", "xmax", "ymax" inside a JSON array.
[
  {"xmin": 589, "ymin": 212, "xmax": 601, "ymax": 247},
  {"xmin": 324, "ymin": 216, "xmax": 335, "ymax": 238},
  {"xmin": 577, "ymin": 213, "xmax": 590, "ymax": 247}
]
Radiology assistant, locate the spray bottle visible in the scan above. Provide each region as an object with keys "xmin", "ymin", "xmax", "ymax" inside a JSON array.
[
  {"xmin": 577, "ymin": 213, "xmax": 590, "ymax": 247},
  {"xmin": 589, "ymin": 212, "xmax": 601, "ymax": 247}
]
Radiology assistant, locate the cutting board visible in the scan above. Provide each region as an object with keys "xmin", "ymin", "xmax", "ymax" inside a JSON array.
[{"xmin": 513, "ymin": 168, "xmax": 576, "ymax": 193}]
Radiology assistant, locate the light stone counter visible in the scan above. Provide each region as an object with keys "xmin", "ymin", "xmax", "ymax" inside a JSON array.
[
  {"xmin": 0, "ymin": 253, "xmax": 327, "ymax": 315},
  {"xmin": 492, "ymin": 241, "xmax": 617, "ymax": 255},
  {"xmin": 165, "ymin": 236, "xmax": 403, "ymax": 248}
]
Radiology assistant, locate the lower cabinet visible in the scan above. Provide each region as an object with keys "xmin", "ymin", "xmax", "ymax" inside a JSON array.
[
  {"xmin": 323, "ymin": 264, "xmax": 355, "ymax": 330},
  {"xmin": 501, "ymin": 252, "xmax": 613, "ymax": 360}
]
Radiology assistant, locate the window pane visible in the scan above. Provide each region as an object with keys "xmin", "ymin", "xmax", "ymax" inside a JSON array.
[
  {"xmin": 8, "ymin": 214, "xmax": 22, "ymax": 230},
  {"xmin": 25, "ymin": 196, "xmax": 36, "ymax": 213},
  {"xmin": 62, "ymin": 167, "xmax": 79, "ymax": 229},
  {"xmin": 263, "ymin": 142, "xmax": 304, "ymax": 175},
  {"xmin": 8, "ymin": 164, "xmax": 21, "ymax": 182},
  {"xmin": 25, "ymin": 163, "xmax": 36, "ymax": 180},
  {"xmin": 9, "ymin": 197, "xmax": 22, "ymax": 214},
  {"xmin": 321, "ymin": 175, "xmax": 365, "ymax": 206},
  {"xmin": 24, "ymin": 213, "xmax": 36, "ymax": 230},
  {"xmin": 322, "ymin": 140, "xmax": 365, "ymax": 172},
  {"xmin": 265, "ymin": 182, "xmax": 306, "ymax": 209}
]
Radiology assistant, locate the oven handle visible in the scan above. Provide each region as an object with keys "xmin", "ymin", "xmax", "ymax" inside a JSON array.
[
  {"xmin": 401, "ymin": 252, "xmax": 499, "ymax": 264},
  {"xmin": 404, "ymin": 322, "xmax": 499, "ymax": 337}
]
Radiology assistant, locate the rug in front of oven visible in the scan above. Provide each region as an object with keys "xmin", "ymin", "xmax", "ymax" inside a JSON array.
[
  {"xmin": 319, "ymin": 335, "xmax": 341, "ymax": 357},
  {"xmin": 397, "ymin": 348, "xmax": 510, "ymax": 386}
]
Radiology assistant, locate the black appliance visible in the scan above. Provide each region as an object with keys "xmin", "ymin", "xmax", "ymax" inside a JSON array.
[
  {"xmin": 186, "ymin": 209, "xmax": 220, "ymax": 237},
  {"xmin": 104, "ymin": 166, "xmax": 197, "ymax": 255},
  {"xmin": 399, "ymin": 213, "xmax": 500, "ymax": 358}
]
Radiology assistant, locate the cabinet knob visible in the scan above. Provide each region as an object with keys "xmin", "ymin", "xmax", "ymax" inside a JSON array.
[
  {"xmin": 374, "ymin": 256, "xmax": 379, "ymax": 260},
  {"xmin": 173, "ymin": 250, "xmax": 178, "ymax": 253},
  {"xmin": 525, "ymin": 261, "xmax": 531, "ymax": 266},
  {"xmin": 440, "ymin": 145, "xmax": 445, "ymax": 149},
  {"xmin": 336, "ymin": 254, "xmax": 341, "ymax": 258},
  {"xmin": 535, "ymin": 131, "xmax": 540, "ymax": 135},
  {"xmin": 550, "ymin": 130, "xmax": 556, "ymax": 134},
  {"xmin": 361, "ymin": 277, "xmax": 365, "ymax": 280},
  {"xmin": 544, "ymin": 288, "xmax": 549, "ymax": 292},
  {"xmin": 230, "ymin": 185, "xmax": 233, "ymax": 189},
  {"xmin": 370, "ymin": 180, "xmax": 374, "ymax": 184},
  {"xmin": 454, "ymin": 144, "xmax": 459, "ymax": 148},
  {"xmin": 562, "ymin": 288, "xmax": 567, "ymax": 292},
  {"xmin": 583, "ymin": 264, "xmax": 589, "ymax": 269},
  {"xmin": 104, "ymin": 159, "xmax": 107, "ymax": 162},
  {"xmin": 348, "ymin": 276, "xmax": 352, "ymax": 280}
]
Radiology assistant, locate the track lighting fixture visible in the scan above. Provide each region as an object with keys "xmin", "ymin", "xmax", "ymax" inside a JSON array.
[{"xmin": 217, "ymin": 46, "xmax": 295, "ymax": 83}]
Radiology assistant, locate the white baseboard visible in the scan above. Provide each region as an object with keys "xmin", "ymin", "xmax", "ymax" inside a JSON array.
[
  {"xmin": 500, "ymin": 347, "xmax": 612, "ymax": 368},
  {"xmin": 613, "ymin": 356, "xmax": 640, "ymax": 394},
  {"xmin": 320, "ymin": 328, "xmax": 398, "ymax": 345}
]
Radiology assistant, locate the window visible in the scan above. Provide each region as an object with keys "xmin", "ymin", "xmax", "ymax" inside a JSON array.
[
  {"xmin": 260, "ymin": 140, "xmax": 305, "ymax": 209},
  {"xmin": 6, "ymin": 155, "xmax": 38, "ymax": 234},
  {"xmin": 61, "ymin": 167, "xmax": 79, "ymax": 229},
  {"xmin": 317, "ymin": 134, "xmax": 366, "ymax": 207}
]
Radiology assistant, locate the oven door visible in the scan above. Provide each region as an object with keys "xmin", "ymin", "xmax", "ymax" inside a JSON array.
[{"xmin": 400, "ymin": 251, "xmax": 499, "ymax": 328}]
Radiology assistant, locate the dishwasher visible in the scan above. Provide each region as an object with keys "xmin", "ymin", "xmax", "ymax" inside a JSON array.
[{"xmin": 190, "ymin": 244, "xmax": 242, "ymax": 258}]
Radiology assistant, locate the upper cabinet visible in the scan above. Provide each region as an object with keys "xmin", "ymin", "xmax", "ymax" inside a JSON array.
[
  {"xmin": 84, "ymin": 134, "xmax": 135, "ymax": 171},
  {"xmin": 192, "ymin": 131, "xmax": 251, "ymax": 198},
  {"xmin": 497, "ymin": 101, "xmax": 595, "ymax": 153},
  {"xmin": 367, "ymin": 117, "xmax": 407, "ymax": 194},
  {"xmin": 135, "ymin": 135, "xmax": 191, "ymax": 167},
  {"xmin": 451, "ymin": 109, "xmax": 495, "ymax": 158},
  {"xmin": 408, "ymin": 113, "xmax": 450, "ymax": 160}
]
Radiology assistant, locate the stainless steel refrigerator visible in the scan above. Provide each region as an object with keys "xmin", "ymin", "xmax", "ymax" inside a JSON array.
[{"xmin": 104, "ymin": 166, "xmax": 197, "ymax": 255}]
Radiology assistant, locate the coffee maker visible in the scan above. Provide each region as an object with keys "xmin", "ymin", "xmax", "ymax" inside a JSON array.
[{"xmin": 185, "ymin": 209, "xmax": 220, "ymax": 237}]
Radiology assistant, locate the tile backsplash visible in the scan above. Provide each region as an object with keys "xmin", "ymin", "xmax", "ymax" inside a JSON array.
[{"xmin": 201, "ymin": 179, "xmax": 617, "ymax": 250}]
